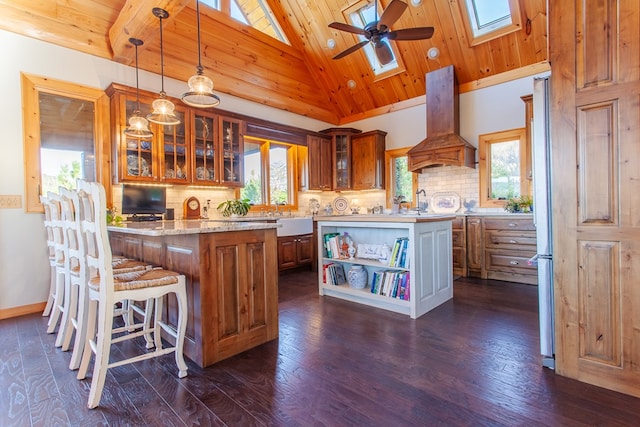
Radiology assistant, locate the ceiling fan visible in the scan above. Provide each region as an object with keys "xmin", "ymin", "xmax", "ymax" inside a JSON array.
[{"xmin": 329, "ymin": 0, "xmax": 434, "ymax": 65}]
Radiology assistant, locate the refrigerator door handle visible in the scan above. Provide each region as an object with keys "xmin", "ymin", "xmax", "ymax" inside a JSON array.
[{"xmin": 528, "ymin": 254, "xmax": 539, "ymax": 266}]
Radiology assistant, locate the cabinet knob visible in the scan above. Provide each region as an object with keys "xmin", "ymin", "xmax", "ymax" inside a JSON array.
[
  {"xmin": 508, "ymin": 223, "xmax": 517, "ymax": 227},
  {"xmin": 509, "ymin": 260, "xmax": 519, "ymax": 265}
]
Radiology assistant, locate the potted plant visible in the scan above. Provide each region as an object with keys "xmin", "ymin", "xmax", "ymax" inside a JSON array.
[{"xmin": 217, "ymin": 198, "xmax": 251, "ymax": 217}]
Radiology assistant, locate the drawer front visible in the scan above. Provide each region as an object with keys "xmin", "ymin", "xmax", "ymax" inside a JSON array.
[
  {"xmin": 484, "ymin": 218, "xmax": 535, "ymax": 231},
  {"xmin": 485, "ymin": 250, "xmax": 537, "ymax": 276},
  {"xmin": 485, "ymin": 230, "xmax": 536, "ymax": 250},
  {"xmin": 452, "ymin": 217, "xmax": 465, "ymax": 229},
  {"xmin": 452, "ymin": 229, "xmax": 464, "ymax": 247}
]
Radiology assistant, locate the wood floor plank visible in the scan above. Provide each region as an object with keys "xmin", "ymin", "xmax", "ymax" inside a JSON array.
[{"xmin": 3, "ymin": 271, "xmax": 640, "ymax": 426}]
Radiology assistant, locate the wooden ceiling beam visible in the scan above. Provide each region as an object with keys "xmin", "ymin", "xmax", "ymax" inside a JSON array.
[{"xmin": 109, "ymin": 0, "xmax": 192, "ymax": 64}]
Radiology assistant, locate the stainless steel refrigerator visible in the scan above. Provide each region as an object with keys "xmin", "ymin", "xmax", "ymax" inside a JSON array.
[{"xmin": 531, "ymin": 75, "xmax": 555, "ymax": 369}]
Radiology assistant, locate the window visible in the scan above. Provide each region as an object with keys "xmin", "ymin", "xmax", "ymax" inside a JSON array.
[
  {"xmin": 459, "ymin": 0, "xmax": 522, "ymax": 46},
  {"xmin": 22, "ymin": 73, "xmax": 110, "ymax": 213},
  {"xmin": 240, "ymin": 137, "xmax": 297, "ymax": 209},
  {"xmin": 201, "ymin": 0, "xmax": 289, "ymax": 44},
  {"xmin": 385, "ymin": 148, "xmax": 417, "ymax": 208},
  {"xmin": 478, "ymin": 128, "xmax": 528, "ymax": 208},
  {"xmin": 343, "ymin": 0, "xmax": 405, "ymax": 79}
]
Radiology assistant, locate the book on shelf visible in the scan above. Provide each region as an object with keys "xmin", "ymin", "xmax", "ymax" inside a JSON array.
[
  {"xmin": 323, "ymin": 262, "xmax": 347, "ymax": 286},
  {"xmin": 323, "ymin": 233, "xmax": 340, "ymax": 258}
]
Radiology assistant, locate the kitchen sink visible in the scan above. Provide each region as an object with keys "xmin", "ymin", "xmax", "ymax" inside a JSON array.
[{"xmin": 277, "ymin": 216, "xmax": 313, "ymax": 237}]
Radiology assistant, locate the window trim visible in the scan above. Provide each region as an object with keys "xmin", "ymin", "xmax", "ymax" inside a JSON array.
[
  {"xmin": 239, "ymin": 136, "xmax": 298, "ymax": 211},
  {"xmin": 385, "ymin": 147, "xmax": 418, "ymax": 208},
  {"xmin": 478, "ymin": 127, "xmax": 527, "ymax": 208},
  {"xmin": 21, "ymin": 73, "xmax": 111, "ymax": 213},
  {"xmin": 458, "ymin": 0, "xmax": 522, "ymax": 46}
]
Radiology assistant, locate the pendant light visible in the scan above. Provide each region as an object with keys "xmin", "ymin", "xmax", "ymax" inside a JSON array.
[
  {"xmin": 124, "ymin": 38, "xmax": 154, "ymax": 139},
  {"xmin": 147, "ymin": 7, "xmax": 180, "ymax": 125},
  {"xmin": 181, "ymin": 0, "xmax": 220, "ymax": 108}
]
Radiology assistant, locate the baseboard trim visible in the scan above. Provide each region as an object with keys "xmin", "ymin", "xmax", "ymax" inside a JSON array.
[{"xmin": 0, "ymin": 302, "xmax": 46, "ymax": 320}]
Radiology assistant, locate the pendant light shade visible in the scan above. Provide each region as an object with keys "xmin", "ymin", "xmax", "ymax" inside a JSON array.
[
  {"xmin": 147, "ymin": 7, "xmax": 180, "ymax": 126},
  {"xmin": 124, "ymin": 38, "xmax": 153, "ymax": 139},
  {"xmin": 181, "ymin": 0, "xmax": 220, "ymax": 108}
]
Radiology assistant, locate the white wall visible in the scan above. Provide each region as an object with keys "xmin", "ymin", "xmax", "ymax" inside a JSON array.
[{"xmin": 0, "ymin": 27, "xmax": 542, "ymax": 311}]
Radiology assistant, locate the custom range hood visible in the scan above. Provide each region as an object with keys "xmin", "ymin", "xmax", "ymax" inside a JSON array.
[{"xmin": 407, "ymin": 65, "xmax": 476, "ymax": 171}]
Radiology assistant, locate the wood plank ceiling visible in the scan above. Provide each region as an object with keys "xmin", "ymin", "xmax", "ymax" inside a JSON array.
[{"xmin": 0, "ymin": 0, "xmax": 547, "ymax": 125}]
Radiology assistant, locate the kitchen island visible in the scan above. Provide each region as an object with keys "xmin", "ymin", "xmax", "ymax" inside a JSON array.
[
  {"xmin": 315, "ymin": 214, "xmax": 454, "ymax": 319},
  {"xmin": 108, "ymin": 220, "xmax": 279, "ymax": 368}
]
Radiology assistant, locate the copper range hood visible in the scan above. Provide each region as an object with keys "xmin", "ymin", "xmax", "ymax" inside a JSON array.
[{"xmin": 407, "ymin": 65, "xmax": 476, "ymax": 171}]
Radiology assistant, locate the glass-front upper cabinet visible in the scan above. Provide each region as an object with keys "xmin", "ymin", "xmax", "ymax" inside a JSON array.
[
  {"xmin": 220, "ymin": 116, "xmax": 244, "ymax": 187},
  {"xmin": 121, "ymin": 95, "xmax": 156, "ymax": 182},
  {"xmin": 320, "ymin": 127, "xmax": 361, "ymax": 191},
  {"xmin": 192, "ymin": 112, "xmax": 217, "ymax": 185},
  {"xmin": 161, "ymin": 110, "xmax": 189, "ymax": 184}
]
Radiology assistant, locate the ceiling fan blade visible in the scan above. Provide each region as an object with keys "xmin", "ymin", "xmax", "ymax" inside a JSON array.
[
  {"xmin": 333, "ymin": 40, "xmax": 370, "ymax": 60},
  {"xmin": 329, "ymin": 22, "xmax": 369, "ymax": 37},
  {"xmin": 374, "ymin": 41, "xmax": 394, "ymax": 65},
  {"xmin": 386, "ymin": 27, "xmax": 435, "ymax": 41},
  {"xmin": 378, "ymin": 0, "xmax": 408, "ymax": 30}
]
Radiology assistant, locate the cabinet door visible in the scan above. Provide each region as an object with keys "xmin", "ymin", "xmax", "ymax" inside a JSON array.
[
  {"xmin": 278, "ymin": 236, "xmax": 297, "ymax": 270},
  {"xmin": 192, "ymin": 112, "xmax": 218, "ymax": 184},
  {"xmin": 160, "ymin": 108, "xmax": 189, "ymax": 184},
  {"xmin": 120, "ymin": 95, "xmax": 157, "ymax": 182},
  {"xmin": 219, "ymin": 116, "xmax": 244, "ymax": 187},
  {"xmin": 307, "ymin": 135, "xmax": 332, "ymax": 190},
  {"xmin": 466, "ymin": 217, "xmax": 483, "ymax": 277},
  {"xmin": 296, "ymin": 234, "xmax": 313, "ymax": 265},
  {"xmin": 351, "ymin": 131, "xmax": 386, "ymax": 190},
  {"xmin": 333, "ymin": 134, "xmax": 351, "ymax": 190}
]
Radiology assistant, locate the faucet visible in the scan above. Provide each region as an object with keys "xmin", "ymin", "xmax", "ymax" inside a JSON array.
[
  {"xmin": 273, "ymin": 201, "xmax": 281, "ymax": 216},
  {"xmin": 415, "ymin": 189, "xmax": 426, "ymax": 215}
]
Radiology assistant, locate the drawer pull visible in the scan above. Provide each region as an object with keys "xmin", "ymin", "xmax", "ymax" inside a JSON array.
[
  {"xmin": 509, "ymin": 240, "xmax": 517, "ymax": 244},
  {"xmin": 509, "ymin": 260, "xmax": 519, "ymax": 265},
  {"xmin": 508, "ymin": 223, "xmax": 517, "ymax": 227}
]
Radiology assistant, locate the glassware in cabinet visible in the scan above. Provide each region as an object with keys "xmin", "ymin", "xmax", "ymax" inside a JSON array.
[
  {"xmin": 220, "ymin": 116, "xmax": 243, "ymax": 186},
  {"xmin": 193, "ymin": 112, "xmax": 217, "ymax": 184},
  {"xmin": 123, "ymin": 98, "xmax": 154, "ymax": 181},
  {"xmin": 161, "ymin": 109, "xmax": 189, "ymax": 183}
]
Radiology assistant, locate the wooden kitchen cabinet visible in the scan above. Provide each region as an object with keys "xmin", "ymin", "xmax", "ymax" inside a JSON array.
[
  {"xmin": 109, "ymin": 228, "xmax": 279, "ymax": 368},
  {"xmin": 483, "ymin": 216, "xmax": 537, "ymax": 285},
  {"xmin": 320, "ymin": 127, "xmax": 361, "ymax": 191},
  {"xmin": 307, "ymin": 134, "xmax": 332, "ymax": 190},
  {"xmin": 351, "ymin": 130, "xmax": 387, "ymax": 190},
  {"xmin": 192, "ymin": 111, "xmax": 218, "ymax": 185},
  {"xmin": 219, "ymin": 116, "xmax": 244, "ymax": 187},
  {"xmin": 466, "ymin": 216, "xmax": 483, "ymax": 278},
  {"xmin": 451, "ymin": 216, "xmax": 466, "ymax": 276},
  {"xmin": 278, "ymin": 234, "xmax": 313, "ymax": 271}
]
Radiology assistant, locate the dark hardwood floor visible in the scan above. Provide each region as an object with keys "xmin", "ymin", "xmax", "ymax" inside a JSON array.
[{"xmin": 3, "ymin": 270, "xmax": 640, "ymax": 426}]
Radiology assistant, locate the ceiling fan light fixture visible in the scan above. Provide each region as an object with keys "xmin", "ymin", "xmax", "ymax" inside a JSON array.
[
  {"xmin": 147, "ymin": 7, "xmax": 180, "ymax": 126},
  {"xmin": 124, "ymin": 37, "xmax": 153, "ymax": 139},
  {"xmin": 181, "ymin": 0, "xmax": 220, "ymax": 108}
]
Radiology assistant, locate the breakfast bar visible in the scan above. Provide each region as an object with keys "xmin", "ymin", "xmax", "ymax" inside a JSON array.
[{"xmin": 107, "ymin": 220, "xmax": 279, "ymax": 368}]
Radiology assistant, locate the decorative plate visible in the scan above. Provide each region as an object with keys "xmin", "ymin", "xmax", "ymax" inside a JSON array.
[
  {"xmin": 333, "ymin": 196, "xmax": 349, "ymax": 214},
  {"xmin": 430, "ymin": 191, "xmax": 461, "ymax": 213}
]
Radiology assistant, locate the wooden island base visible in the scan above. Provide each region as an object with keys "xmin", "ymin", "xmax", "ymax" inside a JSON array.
[{"xmin": 109, "ymin": 227, "xmax": 279, "ymax": 368}]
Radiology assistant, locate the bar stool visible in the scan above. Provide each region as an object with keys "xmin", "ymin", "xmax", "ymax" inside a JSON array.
[
  {"xmin": 45, "ymin": 192, "xmax": 66, "ymax": 337},
  {"xmin": 76, "ymin": 181, "xmax": 188, "ymax": 408},
  {"xmin": 40, "ymin": 194, "xmax": 57, "ymax": 317}
]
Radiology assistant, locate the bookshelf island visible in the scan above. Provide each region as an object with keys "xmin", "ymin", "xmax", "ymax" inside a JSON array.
[{"xmin": 315, "ymin": 215, "xmax": 454, "ymax": 319}]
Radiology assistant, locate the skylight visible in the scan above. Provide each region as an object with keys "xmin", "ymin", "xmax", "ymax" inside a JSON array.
[
  {"xmin": 201, "ymin": 0, "xmax": 289, "ymax": 44},
  {"xmin": 460, "ymin": 0, "xmax": 521, "ymax": 45},
  {"xmin": 349, "ymin": 2, "xmax": 401, "ymax": 77}
]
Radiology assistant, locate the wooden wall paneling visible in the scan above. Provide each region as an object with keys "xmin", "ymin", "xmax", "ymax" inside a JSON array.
[{"xmin": 577, "ymin": 240, "xmax": 620, "ymax": 366}]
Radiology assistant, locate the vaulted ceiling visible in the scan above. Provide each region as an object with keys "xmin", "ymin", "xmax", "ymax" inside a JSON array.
[{"xmin": 0, "ymin": 0, "xmax": 547, "ymax": 124}]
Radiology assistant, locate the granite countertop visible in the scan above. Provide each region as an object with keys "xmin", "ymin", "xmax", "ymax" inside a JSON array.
[
  {"xmin": 313, "ymin": 213, "xmax": 456, "ymax": 223},
  {"xmin": 107, "ymin": 219, "xmax": 278, "ymax": 236}
]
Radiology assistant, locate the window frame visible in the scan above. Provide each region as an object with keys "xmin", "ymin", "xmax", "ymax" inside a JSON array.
[
  {"xmin": 239, "ymin": 136, "xmax": 299, "ymax": 211},
  {"xmin": 21, "ymin": 73, "xmax": 111, "ymax": 213},
  {"xmin": 478, "ymin": 127, "xmax": 528, "ymax": 208},
  {"xmin": 458, "ymin": 0, "xmax": 522, "ymax": 46},
  {"xmin": 385, "ymin": 147, "xmax": 418, "ymax": 208}
]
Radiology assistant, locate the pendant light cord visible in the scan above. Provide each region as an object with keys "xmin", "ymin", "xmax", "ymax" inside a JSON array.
[
  {"xmin": 196, "ymin": 0, "xmax": 203, "ymax": 74},
  {"xmin": 159, "ymin": 13, "xmax": 166, "ymax": 96},
  {"xmin": 134, "ymin": 42, "xmax": 141, "ymax": 110}
]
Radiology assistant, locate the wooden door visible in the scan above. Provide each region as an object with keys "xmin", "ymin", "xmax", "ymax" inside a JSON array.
[{"xmin": 550, "ymin": 0, "xmax": 640, "ymax": 396}]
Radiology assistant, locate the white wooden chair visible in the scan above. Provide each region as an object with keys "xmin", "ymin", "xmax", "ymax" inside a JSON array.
[
  {"xmin": 67, "ymin": 181, "xmax": 154, "ymax": 371},
  {"xmin": 40, "ymin": 194, "xmax": 57, "ymax": 317},
  {"xmin": 45, "ymin": 192, "xmax": 67, "ymax": 336},
  {"xmin": 76, "ymin": 181, "xmax": 188, "ymax": 409}
]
